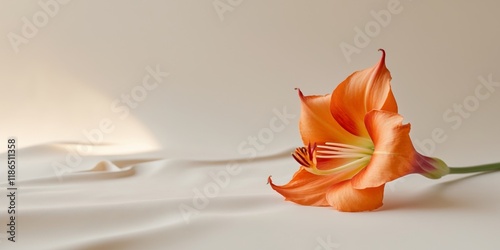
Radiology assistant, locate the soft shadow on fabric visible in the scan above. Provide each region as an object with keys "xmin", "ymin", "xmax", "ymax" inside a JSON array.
[{"xmin": 381, "ymin": 171, "xmax": 500, "ymax": 211}]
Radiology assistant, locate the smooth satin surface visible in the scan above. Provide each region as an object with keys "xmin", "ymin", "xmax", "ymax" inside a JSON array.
[{"xmin": 1, "ymin": 144, "xmax": 500, "ymax": 249}]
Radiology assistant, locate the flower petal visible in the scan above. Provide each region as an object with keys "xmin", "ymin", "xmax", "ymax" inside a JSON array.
[
  {"xmin": 326, "ymin": 180, "xmax": 384, "ymax": 212},
  {"xmin": 330, "ymin": 50, "xmax": 397, "ymax": 137},
  {"xmin": 297, "ymin": 89, "xmax": 372, "ymax": 171},
  {"xmin": 297, "ymin": 89, "xmax": 360, "ymax": 146},
  {"xmin": 268, "ymin": 166, "xmax": 355, "ymax": 206},
  {"xmin": 351, "ymin": 110, "xmax": 449, "ymax": 189},
  {"xmin": 381, "ymin": 88, "xmax": 398, "ymax": 112}
]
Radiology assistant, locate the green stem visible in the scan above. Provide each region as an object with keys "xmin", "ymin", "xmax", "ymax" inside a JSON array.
[{"xmin": 449, "ymin": 162, "xmax": 500, "ymax": 174}]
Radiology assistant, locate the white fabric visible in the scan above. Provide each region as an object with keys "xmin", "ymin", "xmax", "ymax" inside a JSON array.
[{"xmin": 1, "ymin": 145, "xmax": 500, "ymax": 249}]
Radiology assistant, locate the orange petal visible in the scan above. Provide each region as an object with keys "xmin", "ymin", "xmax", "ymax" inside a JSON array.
[
  {"xmin": 352, "ymin": 110, "xmax": 449, "ymax": 189},
  {"xmin": 330, "ymin": 50, "xmax": 397, "ymax": 137},
  {"xmin": 326, "ymin": 180, "xmax": 384, "ymax": 212},
  {"xmin": 297, "ymin": 89, "xmax": 362, "ymax": 147},
  {"xmin": 381, "ymin": 88, "xmax": 398, "ymax": 112},
  {"xmin": 297, "ymin": 90, "xmax": 369, "ymax": 171},
  {"xmin": 351, "ymin": 110, "xmax": 420, "ymax": 189},
  {"xmin": 315, "ymin": 157, "xmax": 355, "ymax": 171},
  {"xmin": 268, "ymin": 166, "xmax": 354, "ymax": 206}
]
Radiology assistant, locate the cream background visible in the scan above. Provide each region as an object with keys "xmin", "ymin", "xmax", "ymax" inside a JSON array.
[{"xmin": 1, "ymin": 0, "xmax": 500, "ymax": 249}]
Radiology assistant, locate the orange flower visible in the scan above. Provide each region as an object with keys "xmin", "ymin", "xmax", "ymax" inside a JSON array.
[{"xmin": 268, "ymin": 50, "xmax": 449, "ymax": 212}]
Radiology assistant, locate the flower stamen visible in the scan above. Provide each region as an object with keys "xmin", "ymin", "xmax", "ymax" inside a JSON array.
[
  {"xmin": 292, "ymin": 144, "xmax": 316, "ymax": 168},
  {"xmin": 325, "ymin": 142, "xmax": 373, "ymax": 151},
  {"xmin": 316, "ymin": 142, "xmax": 374, "ymax": 159},
  {"xmin": 292, "ymin": 142, "xmax": 374, "ymax": 176},
  {"xmin": 317, "ymin": 144, "xmax": 373, "ymax": 154},
  {"xmin": 315, "ymin": 152, "xmax": 370, "ymax": 158}
]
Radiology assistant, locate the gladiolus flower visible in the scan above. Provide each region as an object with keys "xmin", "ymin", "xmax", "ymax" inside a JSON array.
[{"xmin": 268, "ymin": 49, "xmax": 450, "ymax": 212}]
